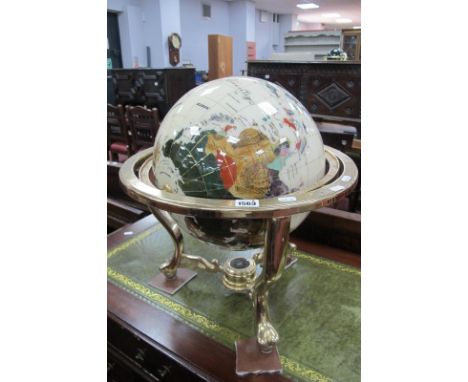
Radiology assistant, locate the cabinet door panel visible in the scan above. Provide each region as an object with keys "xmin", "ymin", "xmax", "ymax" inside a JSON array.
[
  {"xmin": 136, "ymin": 70, "xmax": 166, "ymax": 105},
  {"xmin": 113, "ymin": 71, "xmax": 137, "ymax": 104},
  {"xmin": 269, "ymin": 74, "xmax": 302, "ymax": 95},
  {"xmin": 303, "ymin": 69, "xmax": 360, "ymax": 119}
]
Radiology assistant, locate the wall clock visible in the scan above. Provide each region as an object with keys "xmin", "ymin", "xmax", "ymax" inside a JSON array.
[{"xmin": 168, "ymin": 33, "xmax": 182, "ymax": 66}]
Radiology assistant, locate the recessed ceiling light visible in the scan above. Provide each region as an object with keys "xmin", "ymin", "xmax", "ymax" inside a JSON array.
[
  {"xmin": 322, "ymin": 13, "xmax": 340, "ymax": 18},
  {"xmin": 297, "ymin": 3, "xmax": 320, "ymax": 10},
  {"xmin": 335, "ymin": 18, "xmax": 352, "ymax": 23},
  {"xmin": 353, "ymin": 26, "xmax": 361, "ymax": 29}
]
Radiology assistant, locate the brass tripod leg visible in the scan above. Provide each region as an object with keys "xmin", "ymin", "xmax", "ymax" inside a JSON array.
[
  {"xmin": 149, "ymin": 207, "xmax": 183, "ymax": 279},
  {"xmin": 253, "ymin": 216, "xmax": 291, "ymax": 354}
]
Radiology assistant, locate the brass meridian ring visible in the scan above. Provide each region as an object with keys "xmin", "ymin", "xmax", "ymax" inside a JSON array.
[{"xmin": 119, "ymin": 146, "xmax": 358, "ymax": 219}]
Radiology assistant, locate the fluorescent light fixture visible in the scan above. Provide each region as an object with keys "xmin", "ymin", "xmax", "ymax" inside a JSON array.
[
  {"xmin": 335, "ymin": 18, "xmax": 352, "ymax": 23},
  {"xmin": 322, "ymin": 13, "xmax": 340, "ymax": 18},
  {"xmin": 297, "ymin": 3, "xmax": 319, "ymax": 10},
  {"xmin": 353, "ymin": 26, "xmax": 361, "ymax": 29}
]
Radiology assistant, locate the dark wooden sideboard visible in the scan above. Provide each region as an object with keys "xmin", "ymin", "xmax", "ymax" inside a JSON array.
[
  {"xmin": 247, "ymin": 60, "xmax": 361, "ymax": 137},
  {"xmin": 110, "ymin": 68, "xmax": 196, "ymax": 118}
]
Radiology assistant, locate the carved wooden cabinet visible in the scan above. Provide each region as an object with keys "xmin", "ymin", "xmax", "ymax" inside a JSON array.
[
  {"xmin": 247, "ymin": 60, "xmax": 361, "ymax": 136},
  {"xmin": 110, "ymin": 68, "xmax": 196, "ymax": 118}
]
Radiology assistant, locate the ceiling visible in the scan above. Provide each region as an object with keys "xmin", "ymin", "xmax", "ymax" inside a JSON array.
[{"xmin": 251, "ymin": 0, "xmax": 361, "ymax": 29}]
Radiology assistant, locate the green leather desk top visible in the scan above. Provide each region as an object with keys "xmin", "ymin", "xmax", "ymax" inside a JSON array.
[{"xmin": 108, "ymin": 221, "xmax": 360, "ymax": 382}]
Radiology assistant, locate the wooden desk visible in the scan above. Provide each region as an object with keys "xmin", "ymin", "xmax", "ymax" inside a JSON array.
[{"xmin": 108, "ymin": 215, "xmax": 360, "ymax": 381}]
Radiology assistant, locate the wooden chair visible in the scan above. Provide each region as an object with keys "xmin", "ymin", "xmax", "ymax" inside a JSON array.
[
  {"xmin": 126, "ymin": 105, "xmax": 160, "ymax": 153},
  {"xmin": 107, "ymin": 104, "xmax": 131, "ymax": 161}
]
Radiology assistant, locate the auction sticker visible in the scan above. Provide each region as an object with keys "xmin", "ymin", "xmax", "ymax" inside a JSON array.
[{"xmin": 235, "ymin": 199, "xmax": 260, "ymax": 208}]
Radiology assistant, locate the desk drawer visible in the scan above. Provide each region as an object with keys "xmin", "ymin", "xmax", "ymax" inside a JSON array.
[{"xmin": 108, "ymin": 317, "xmax": 206, "ymax": 382}]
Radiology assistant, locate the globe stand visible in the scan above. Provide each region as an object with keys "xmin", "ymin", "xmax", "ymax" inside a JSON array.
[
  {"xmin": 285, "ymin": 243, "xmax": 299, "ymax": 268},
  {"xmin": 147, "ymin": 269, "xmax": 197, "ymax": 295},
  {"xmin": 235, "ymin": 338, "xmax": 282, "ymax": 376},
  {"xmin": 233, "ymin": 215, "xmax": 291, "ymax": 375},
  {"xmin": 119, "ymin": 146, "xmax": 358, "ymax": 375},
  {"xmin": 146, "ymin": 207, "xmax": 198, "ymax": 295},
  {"xmin": 144, "ymin": 209, "xmax": 292, "ymax": 372}
]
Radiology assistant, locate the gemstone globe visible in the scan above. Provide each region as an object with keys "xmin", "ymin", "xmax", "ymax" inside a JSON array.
[{"xmin": 152, "ymin": 76, "xmax": 325, "ymax": 249}]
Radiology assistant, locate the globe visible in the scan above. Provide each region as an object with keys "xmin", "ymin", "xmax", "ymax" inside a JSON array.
[
  {"xmin": 327, "ymin": 48, "xmax": 348, "ymax": 61},
  {"xmin": 152, "ymin": 76, "xmax": 326, "ymax": 250}
]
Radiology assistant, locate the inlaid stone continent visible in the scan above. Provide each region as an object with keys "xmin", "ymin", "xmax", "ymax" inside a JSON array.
[{"xmin": 152, "ymin": 76, "xmax": 326, "ymax": 249}]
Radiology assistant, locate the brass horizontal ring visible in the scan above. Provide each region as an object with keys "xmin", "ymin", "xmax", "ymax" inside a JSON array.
[{"xmin": 119, "ymin": 145, "xmax": 358, "ymax": 219}]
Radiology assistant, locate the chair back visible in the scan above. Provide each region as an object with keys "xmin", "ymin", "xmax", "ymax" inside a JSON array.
[
  {"xmin": 126, "ymin": 105, "xmax": 160, "ymax": 151},
  {"xmin": 107, "ymin": 104, "xmax": 129, "ymax": 147}
]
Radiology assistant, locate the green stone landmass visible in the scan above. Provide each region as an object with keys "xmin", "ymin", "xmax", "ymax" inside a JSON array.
[{"xmin": 162, "ymin": 130, "xmax": 234, "ymax": 199}]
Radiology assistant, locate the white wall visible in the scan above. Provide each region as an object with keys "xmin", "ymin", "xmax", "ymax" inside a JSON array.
[
  {"xmin": 140, "ymin": 0, "xmax": 163, "ymax": 68},
  {"xmin": 245, "ymin": 1, "xmax": 255, "ymax": 42},
  {"xmin": 108, "ymin": 0, "xmax": 299, "ymax": 70},
  {"xmin": 255, "ymin": 9, "xmax": 274, "ymax": 60},
  {"xmin": 158, "ymin": 0, "xmax": 182, "ymax": 67},
  {"xmin": 179, "ymin": 0, "xmax": 230, "ymax": 71},
  {"xmin": 107, "ymin": 0, "xmax": 141, "ymax": 12},
  {"xmin": 228, "ymin": 0, "xmax": 255, "ymax": 75},
  {"xmin": 107, "ymin": 0, "xmax": 181, "ymax": 68},
  {"xmin": 108, "ymin": 0, "xmax": 145, "ymax": 68},
  {"xmin": 277, "ymin": 14, "xmax": 294, "ymax": 53}
]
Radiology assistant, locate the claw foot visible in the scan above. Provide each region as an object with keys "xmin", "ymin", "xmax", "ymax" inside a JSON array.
[
  {"xmin": 160, "ymin": 261, "xmax": 177, "ymax": 279},
  {"xmin": 257, "ymin": 321, "xmax": 279, "ymax": 353}
]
